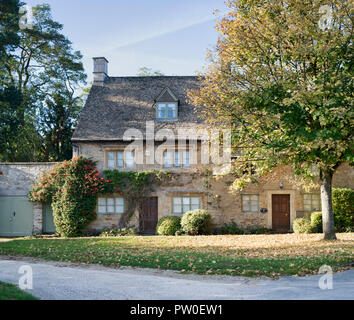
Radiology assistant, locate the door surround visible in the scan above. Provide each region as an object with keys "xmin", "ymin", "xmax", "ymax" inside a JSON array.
[{"xmin": 266, "ymin": 190, "xmax": 296, "ymax": 230}]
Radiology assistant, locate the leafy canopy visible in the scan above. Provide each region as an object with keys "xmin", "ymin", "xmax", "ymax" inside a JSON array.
[{"xmin": 189, "ymin": 0, "xmax": 353, "ymax": 190}]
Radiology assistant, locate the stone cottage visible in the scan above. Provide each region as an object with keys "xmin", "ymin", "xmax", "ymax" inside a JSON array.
[{"xmin": 0, "ymin": 57, "xmax": 353, "ymax": 236}]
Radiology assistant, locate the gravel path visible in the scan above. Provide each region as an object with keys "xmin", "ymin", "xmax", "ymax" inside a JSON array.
[{"xmin": 0, "ymin": 257, "xmax": 353, "ymax": 300}]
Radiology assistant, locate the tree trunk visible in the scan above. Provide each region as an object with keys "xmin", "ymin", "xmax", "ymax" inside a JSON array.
[{"xmin": 320, "ymin": 169, "xmax": 337, "ymax": 240}]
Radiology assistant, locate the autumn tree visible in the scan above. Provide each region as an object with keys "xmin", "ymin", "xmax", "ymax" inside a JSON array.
[{"xmin": 189, "ymin": 0, "xmax": 353, "ymax": 239}]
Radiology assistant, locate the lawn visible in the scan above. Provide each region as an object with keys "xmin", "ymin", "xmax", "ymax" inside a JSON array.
[
  {"xmin": 0, "ymin": 281, "xmax": 38, "ymax": 300},
  {"xmin": 0, "ymin": 233, "xmax": 353, "ymax": 278}
]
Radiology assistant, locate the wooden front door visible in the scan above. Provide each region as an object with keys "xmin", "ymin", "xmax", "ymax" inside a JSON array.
[
  {"xmin": 272, "ymin": 194, "xmax": 290, "ymax": 231},
  {"xmin": 140, "ymin": 197, "xmax": 158, "ymax": 234}
]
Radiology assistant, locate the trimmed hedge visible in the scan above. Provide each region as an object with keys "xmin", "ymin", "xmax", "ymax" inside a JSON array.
[
  {"xmin": 156, "ymin": 216, "xmax": 181, "ymax": 235},
  {"xmin": 219, "ymin": 221, "xmax": 243, "ymax": 235},
  {"xmin": 293, "ymin": 218, "xmax": 313, "ymax": 234},
  {"xmin": 308, "ymin": 188, "xmax": 354, "ymax": 233},
  {"xmin": 310, "ymin": 211, "xmax": 323, "ymax": 233},
  {"xmin": 332, "ymin": 188, "xmax": 354, "ymax": 231},
  {"xmin": 181, "ymin": 209, "xmax": 212, "ymax": 235}
]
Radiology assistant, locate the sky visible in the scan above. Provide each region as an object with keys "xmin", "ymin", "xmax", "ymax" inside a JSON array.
[{"xmin": 25, "ymin": 0, "xmax": 227, "ymax": 82}]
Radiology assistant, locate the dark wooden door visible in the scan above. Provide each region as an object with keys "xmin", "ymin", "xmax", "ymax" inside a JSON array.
[
  {"xmin": 272, "ymin": 194, "xmax": 290, "ymax": 231},
  {"xmin": 140, "ymin": 197, "xmax": 158, "ymax": 234}
]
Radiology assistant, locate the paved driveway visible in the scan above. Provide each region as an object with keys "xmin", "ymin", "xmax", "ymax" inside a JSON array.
[{"xmin": 0, "ymin": 257, "xmax": 353, "ymax": 300}]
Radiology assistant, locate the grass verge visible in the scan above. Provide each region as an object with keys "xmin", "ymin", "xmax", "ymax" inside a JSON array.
[
  {"xmin": 0, "ymin": 233, "xmax": 353, "ymax": 278},
  {"xmin": 0, "ymin": 281, "xmax": 38, "ymax": 300}
]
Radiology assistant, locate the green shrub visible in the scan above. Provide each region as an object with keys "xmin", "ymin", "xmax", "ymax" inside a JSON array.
[
  {"xmin": 219, "ymin": 221, "xmax": 243, "ymax": 234},
  {"xmin": 310, "ymin": 211, "xmax": 323, "ymax": 233},
  {"xmin": 156, "ymin": 216, "xmax": 181, "ymax": 235},
  {"xmin": 243, "ymin": 226, "xmax": 271, "ymax": 234},
  {"xmin": 181, "ymin": 209, "xmax": 212, "ymax": 235},
  {"xmin": 29, "ymin": 157, "xmax": 110, "ymax": 237},
  {"xmin": 293, "ymin": 218, "xmax": 313, "ymax": 234},
  {"xmin": 100, "ymin": 227, "xmax": 136, "ymax": 237},
  {"xmin": 332, "ymin": 188, "xmax": 354, "ymax": 231},
  {"xmin": 308, "ymin": 188, "xmax": 354, "ymax": 233}
]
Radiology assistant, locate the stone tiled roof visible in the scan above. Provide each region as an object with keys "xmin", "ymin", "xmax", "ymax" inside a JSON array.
[{"xmin": 72, "ymin": 76, "xmax": 204, "ymax": 141}]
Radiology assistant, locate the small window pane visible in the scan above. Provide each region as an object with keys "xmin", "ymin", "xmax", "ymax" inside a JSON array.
[
  {"xmin": 108, "ymin": 152, "xmax": 115, "ymax": 168},
  {"xmin": 164, "ymin": 151, "xmax": 172, "ymax": 168},
  {"xmin": 183, "ymin": 151, "xmax": 190, "ymax": 167},
  {"xmin": 98, "ymin": 198, "xmax": 106, "ymax": 206},
  {"xmin": 168, "ymin": 104, "xmax": 177, "ymax": 118},
  {"xmin": 98, "ymin": 198, "xmax": 106, "ymax": 214},
  {"xmin": 107, "ymin": 198, "xmax": 114, "ymax": 213},
  {"xmin": 174, "ymin": 151, "xmax": 180, "ymax": 167},
  {"xmin": 115, "ymin": 198, "xmax": 124, "ymax": 213},
  {"xmin": 126, "ymin": 151, "xmax": 134, "ymax": 168},
  {"xmin": 242, "ymin": 195, "xmax": 259, "ymax": 212},
  {"xmin": 173, "ymin": 197, "xmax": 182, "ymax": 214},
  {"xmin": 182, "ymin": 197, "xmax": 190, "ymax": 212},
  {"xmin": 158, "ymin": 104, "xmax": 166, "ymax": 118},
  {"xmin": 191, "ymin": 197, "xmax": 200, "ymax": 210},
  {"xmin": 303, "ymin": 194, "xmax": 321, "ymax": 212},
  {"xmin": 117, "ymin": 152, "xmax": 124, "ymax": 167}
]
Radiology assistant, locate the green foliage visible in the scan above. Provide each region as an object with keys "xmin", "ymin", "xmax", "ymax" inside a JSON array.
[
  {"xmin": 156, "ymin": 216, "xmax": 182, "ymax": 236},
  {"xmin": 0, "ymin": 281, "xmax": 38, "ymax": 300},
  {"xmin": 309, "ymin": 188, "xmax": 354, "ymax": 233},
  {"xmin": 189, "ymin": 0, "xmax": 353, "ymax": 239},
  {"xmin": 310, "ymin": 212, "xmax": 323, "ymax": 233},
  {"xmin": 293, "ymin": 218, "xmax": 313, "ymax": 234},
  {"xmin": 219, "ymin": 221, "xmax": 243, "ymax": 235},
  {"xmin": 242, "ymin": 226, "xmax": 270, "ymax": 235},
  {"xmin": 29, "ymin": 157, "xmax": 109, "ymax": 237},
  {"xmin": 103, "ymin": 170, "xmax": 170, "ymax": 227},
  {"xmin": 332, "ymin": 188, "xmax": 354, "ymax": 231},
  {"xmin": 181, "ymin": 209, "xmax": 212, "ymax": 235},
  {"xmin": 0, "ymin": 3, "xmax": 86, "ymax": 162},
  {"xmin": 137, "ymin": 67, "xmax": 164, "ymax": 76},
  {"xmin": 99, "ymin": 227, "xmax": 137, "ymax": 237},
  {"xmin": 219, "ymin": 222, "xmax": 270, "ymax": 235}
]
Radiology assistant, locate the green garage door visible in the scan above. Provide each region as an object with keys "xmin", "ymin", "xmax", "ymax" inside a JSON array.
[
  {"xmin": 43, "ymin": 203, "xmax": 56, "ymax": 234},
  {"xmin": 0, "ymin": 196, "xmax": 33, "ymax": 237}
]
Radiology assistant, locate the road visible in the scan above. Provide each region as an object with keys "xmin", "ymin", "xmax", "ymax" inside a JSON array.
[{"xmin": 0, "ymin": 257, "xmax": 353, "ymax": 300}]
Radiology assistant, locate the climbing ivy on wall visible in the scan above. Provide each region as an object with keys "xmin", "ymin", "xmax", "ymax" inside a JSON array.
[
  {"xmin": 28, "ymin": 156, "xmax": 172, "ymax": 236},
  {"xmin": 103, "ymin": 170, "xmax": 171, "ymax": 228}
]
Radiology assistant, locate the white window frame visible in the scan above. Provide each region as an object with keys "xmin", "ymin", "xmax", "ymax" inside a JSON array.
[
  {"xmin": 303, "ymin": 194, "xmax": 321, "ymax": 212},
  {"xmin": 97, "ymin": 197, "xmax": 125, "ymax": 214},
  {"xmin": 106, "ymin": 150, "xmax": 135, "ymax": 169},
  {"xmin": 172, "ymin": 196, "xmax": 201, "ymax": 215},
  {"xmin": 164, "ymin": 149, "xmax": 191, "ymax": 168},
  {"xmin": 241, "ymin": 194, "xmax": 259, "ymax": 213},
  {"xmin": 156, "ymin": 102, "xmax": 178, "ymax": 120}
]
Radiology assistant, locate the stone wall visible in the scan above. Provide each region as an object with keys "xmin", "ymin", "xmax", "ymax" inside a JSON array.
[
  {"xmin": 0, "ymin": 163, "xmax": 56, "ymax": 196},
  {"xmin": 0, "ymin": 163, "xmax": 56, "ymax": 234},
  {"xmin": 1, "ymin": 156, "xmax": 353, "ymax": 234},
  {"xmin": 76, "ymin": 142, "xmax": 354, "ymax": 232}
]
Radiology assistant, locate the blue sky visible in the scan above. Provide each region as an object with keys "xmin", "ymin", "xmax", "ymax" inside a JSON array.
[{"xmin": 25, "ymin": 0, "xmax": 227, "ymax": 82}]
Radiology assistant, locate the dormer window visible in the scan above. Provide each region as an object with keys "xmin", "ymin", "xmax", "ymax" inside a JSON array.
[
  {"xmin": 156, "ymin": 102, "xmax": 177, "ymax": 120},
  {"xmin": 155, "ymin": 87, "xmax": 179, "ymax": 121}
]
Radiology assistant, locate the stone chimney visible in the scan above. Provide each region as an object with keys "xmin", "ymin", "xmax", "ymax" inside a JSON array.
[{"xmin": 93, "ymin": 57, "xmax": 109, "ymax": 84}]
